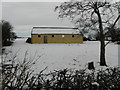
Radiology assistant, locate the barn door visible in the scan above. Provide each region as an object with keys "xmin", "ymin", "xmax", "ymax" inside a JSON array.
[{"xmin": 44, "ymin": 36, "xmax": 47, "ymax": 43}]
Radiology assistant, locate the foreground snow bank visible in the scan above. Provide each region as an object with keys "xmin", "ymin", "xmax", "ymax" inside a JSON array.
[{"xmin": 4, "ymin": 38, "xmax": 118, "ymax": 74}]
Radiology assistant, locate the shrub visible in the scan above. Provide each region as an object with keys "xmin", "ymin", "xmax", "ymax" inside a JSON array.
[
  {"xmin": 26, "ymin": 38, "xmax": 31, "ymax": 43},
  {"xmin": 2, "ymin": 41, "xmax": 13, "ymax": 46}
]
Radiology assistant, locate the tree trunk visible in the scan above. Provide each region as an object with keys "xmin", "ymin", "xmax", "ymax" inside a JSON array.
[
  {"xmin": 100, "ymin": 38, "xmax": 107, "ymax": 66},
  {"xmin": 94, "ymin": 3, "xmax": 107, "ymax": 66}
]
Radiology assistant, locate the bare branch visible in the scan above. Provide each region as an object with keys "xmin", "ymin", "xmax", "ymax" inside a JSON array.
[{"xmin": 105, "ymin": 40, "xmax": 111, "ymax": 47}]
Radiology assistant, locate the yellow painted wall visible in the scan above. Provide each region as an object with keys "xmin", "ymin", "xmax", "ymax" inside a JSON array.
[{"xmin": 31, "ymin": 34, "xmax": 83, "ymax": 44}]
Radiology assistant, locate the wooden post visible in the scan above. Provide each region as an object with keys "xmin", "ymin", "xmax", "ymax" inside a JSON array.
[{"xmin": 88, "ymin": 62, "xmax": 95, "ymax": 70}]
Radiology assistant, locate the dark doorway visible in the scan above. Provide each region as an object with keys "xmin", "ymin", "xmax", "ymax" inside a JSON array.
[{"xmin": 44, "ymin": 36, "xmax": 47, "ymax": 43}]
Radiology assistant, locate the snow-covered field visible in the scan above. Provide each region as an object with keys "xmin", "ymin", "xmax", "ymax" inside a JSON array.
[{"xmin": 3, "ymin": 38, "xmax": 118, "ymax": 74}]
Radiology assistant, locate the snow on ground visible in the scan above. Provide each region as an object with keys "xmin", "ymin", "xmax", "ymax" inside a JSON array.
[{"xmin": 3, "ymin": 38, "xmax": 118, "ymax": 74}]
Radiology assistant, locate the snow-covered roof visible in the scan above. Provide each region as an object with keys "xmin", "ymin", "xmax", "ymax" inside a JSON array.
[{"xmin": 31, "ymin": 26, "xmax": 80, "ymax": 34}]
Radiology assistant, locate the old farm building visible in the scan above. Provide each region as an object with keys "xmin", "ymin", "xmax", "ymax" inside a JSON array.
[{"xmin": 31, "ymin": 26, "xmax": 83, "ymax": 44}]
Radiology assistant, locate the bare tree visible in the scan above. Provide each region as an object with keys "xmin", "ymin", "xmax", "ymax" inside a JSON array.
[{"xmin": 55, "ymin": 0, "xmax": 120, "ymax": 66}]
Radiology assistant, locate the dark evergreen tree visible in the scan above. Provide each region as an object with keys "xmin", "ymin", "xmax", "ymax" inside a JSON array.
[{"xmin": 2, "ymin": 20, "xmax": 16, "ymax": 46}]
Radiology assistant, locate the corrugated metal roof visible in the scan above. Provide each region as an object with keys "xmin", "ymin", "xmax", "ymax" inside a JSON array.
[{"xmin": 31, "ymin": 26, "xmax": 80, "ymax": 34}]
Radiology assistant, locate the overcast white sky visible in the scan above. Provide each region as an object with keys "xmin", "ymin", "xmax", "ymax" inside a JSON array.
[
  {"xmin": 1, "ymin": 0, "xmax": 120, "ymax": 37},
  {"xmin": 2, "ymin": 2, "xmax": 74, "ymax": 37}
]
